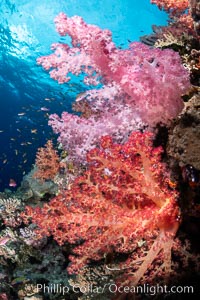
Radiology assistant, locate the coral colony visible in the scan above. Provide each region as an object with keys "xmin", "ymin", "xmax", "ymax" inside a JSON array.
[{"xmin": 1, "ymin": 1, "xmax": 200, "ymax": 299}]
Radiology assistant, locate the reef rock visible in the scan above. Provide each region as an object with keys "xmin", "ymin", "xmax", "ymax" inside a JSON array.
[
  {"xmin": 167, "ymin": 94, "xmax": 200, "ymax": 170},
  {"xmin": 19, "ymin": 168, "xmax": 58, "ymax": 200}
]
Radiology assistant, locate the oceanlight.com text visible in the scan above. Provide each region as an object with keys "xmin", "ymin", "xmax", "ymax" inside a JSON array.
[{"xmin": 37, "ymin": 283, "xmax": 194, "ymax": 296}]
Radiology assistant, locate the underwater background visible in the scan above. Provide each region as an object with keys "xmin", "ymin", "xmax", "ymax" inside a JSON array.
[
  {"xmin": 0, "ymin": 1, "xmax": 200, "ymax": 300},
  {"xmin": 0, "ymin": 0, "xmax": 168, "ymax": 191}
]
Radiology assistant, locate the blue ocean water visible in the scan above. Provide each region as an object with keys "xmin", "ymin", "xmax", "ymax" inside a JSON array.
[{"xmin": 0, "ymin": 0, "xmax": 167, "ymax": 191}]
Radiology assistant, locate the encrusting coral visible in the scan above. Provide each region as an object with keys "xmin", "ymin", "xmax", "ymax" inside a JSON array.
[{"xmin": 167, "ymin": 94, "xmax": 200, "ymax": 170}]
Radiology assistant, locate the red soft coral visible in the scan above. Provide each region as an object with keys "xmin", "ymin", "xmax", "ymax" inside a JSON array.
[{"xmin": 22, "ymin": 132, "xmax": 180, "ymax": 285}]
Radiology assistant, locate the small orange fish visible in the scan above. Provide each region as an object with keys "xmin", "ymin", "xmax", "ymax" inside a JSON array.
[{"xmin": 168, "ymin": 180, "xmax": 177, "ymax": 189}]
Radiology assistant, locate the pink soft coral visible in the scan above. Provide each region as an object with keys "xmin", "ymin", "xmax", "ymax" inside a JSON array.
[
  {"xmin": 48, "ymin": 102, "xmax": 143, "ymax": 163},
  {"xmin": 38, "ymin": 13, "xmax": 189, "ymax": 126},
  {"xmin": 37, "ymin": 13, "xmax": 190, "ymax": 163}
]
